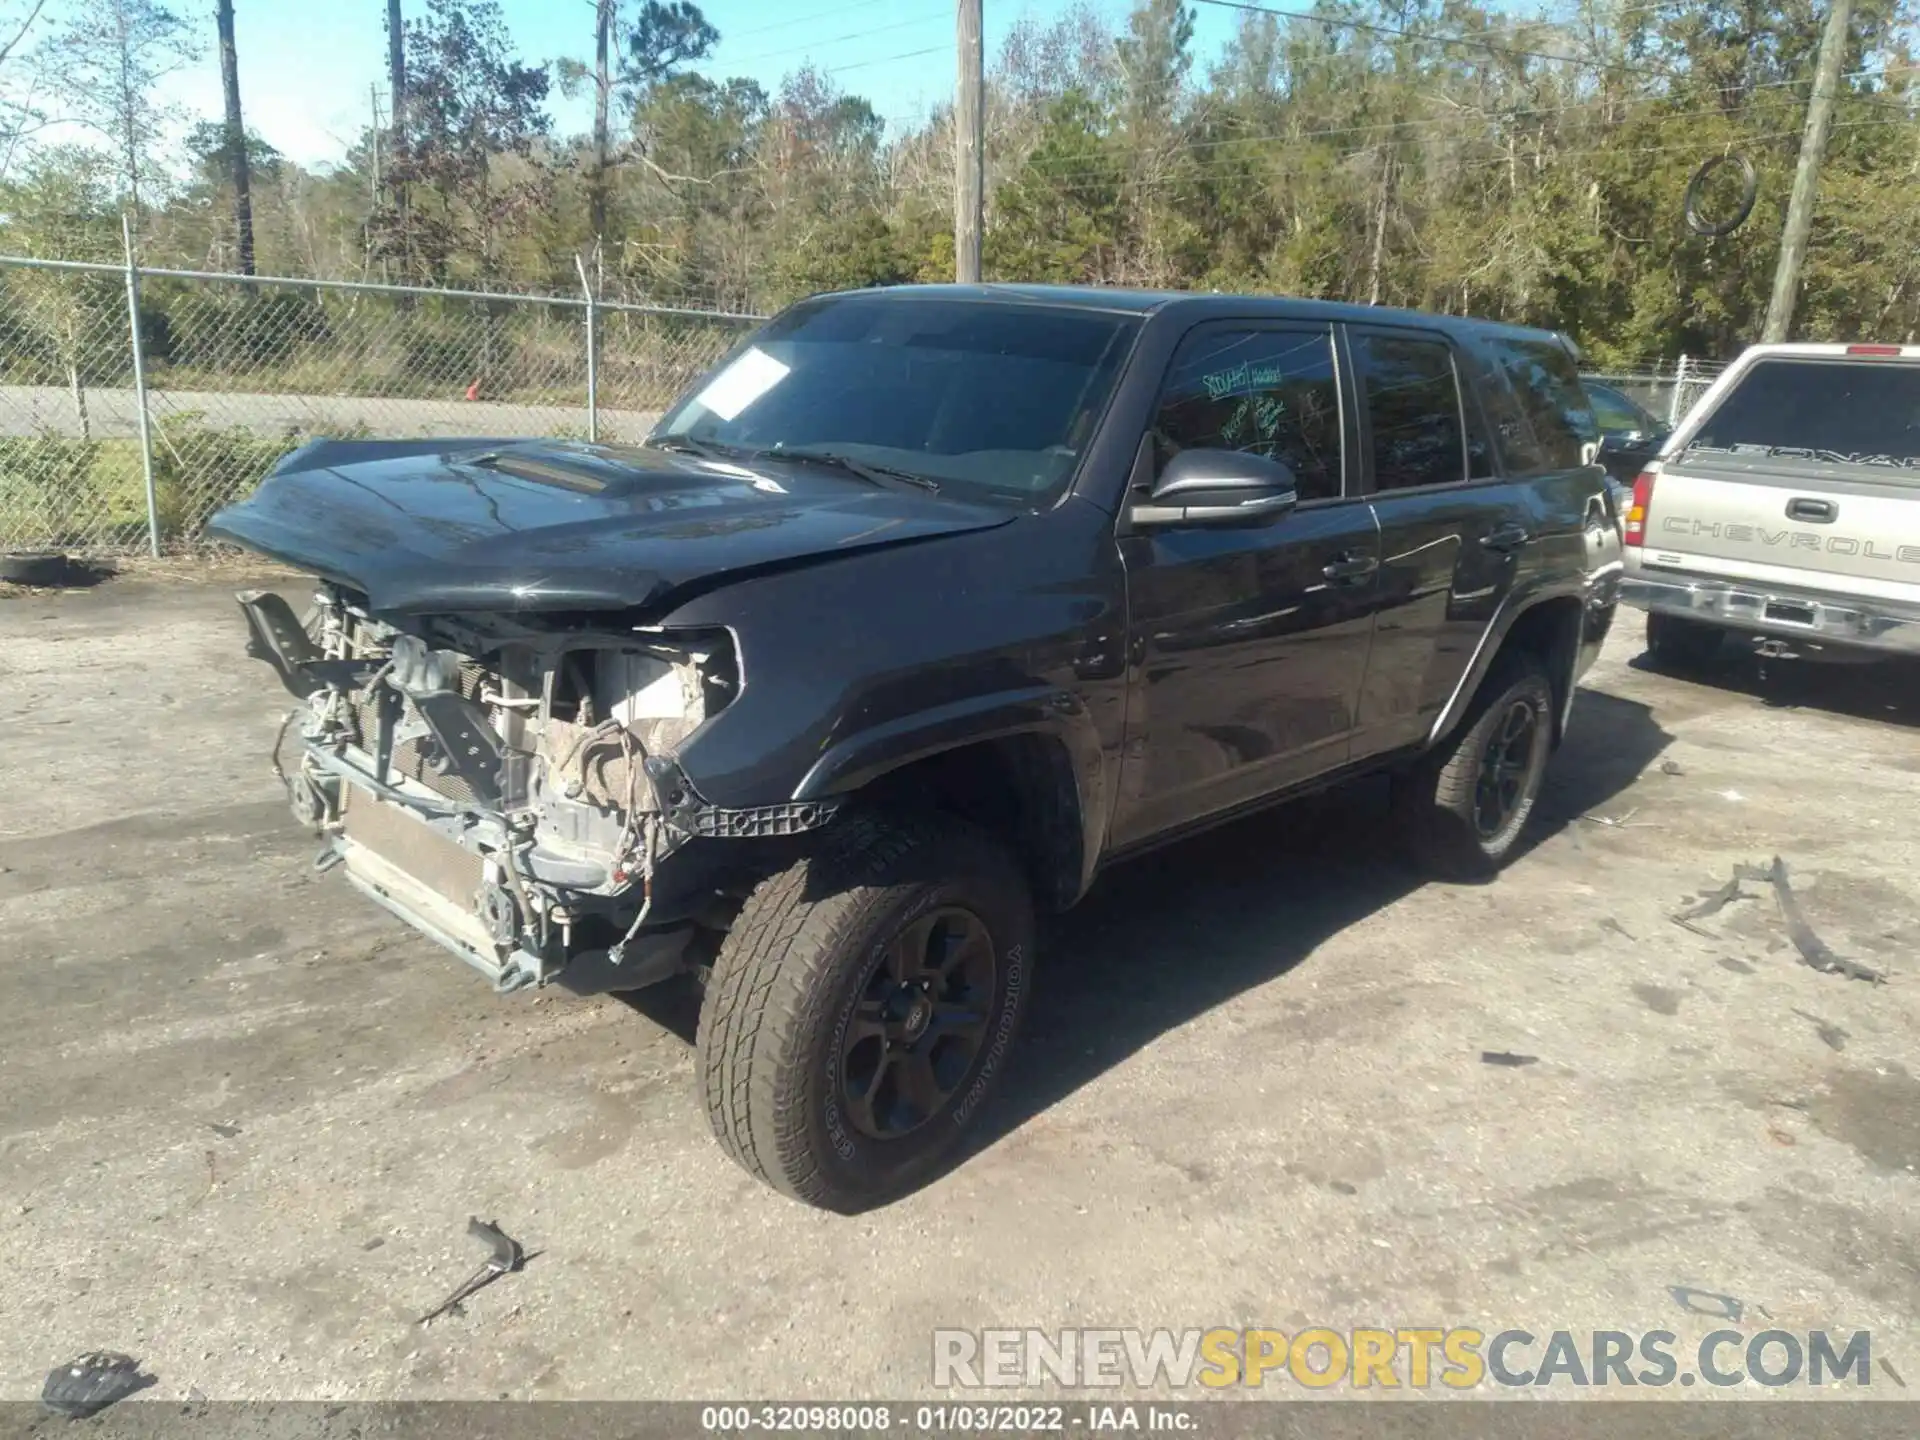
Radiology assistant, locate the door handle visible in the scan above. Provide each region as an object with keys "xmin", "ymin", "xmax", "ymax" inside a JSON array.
[
  {"xmin": 1481, "ymin": 522, "xmax": 1530, "ymax": 553},
  {"xmin": 1322, "ymin": 551, "xmax": 1379, "ymax": 582},
  {"xmin": 1786, "ymin": 496, "xmax": 1836, "ymax": 523}
]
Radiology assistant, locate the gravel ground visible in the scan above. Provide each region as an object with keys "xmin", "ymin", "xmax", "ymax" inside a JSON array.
[{"xmin": 2, "ymin": 578, "xmax": 1919, "ymax": 1406}]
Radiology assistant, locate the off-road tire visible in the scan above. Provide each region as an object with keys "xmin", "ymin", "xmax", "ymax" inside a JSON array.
[
  {"xmin": 695, "ymin": 812, "xmax": 1034, "ymax": 1212},
  {"xmin": 0, "ymin": 552, "xmax": 76, "ymax": 587},
  {"xmin": 1396, "ymin": 656, "xmax": 1554, "ymax": 881},
  {"xmin": 1644, "ymin": 611, "xmax": 1724, "ymax": 670}
]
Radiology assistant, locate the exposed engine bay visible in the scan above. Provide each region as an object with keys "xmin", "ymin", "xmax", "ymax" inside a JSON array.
[{"xmin": 235, "ymin": 585, "xmax": 839, "ymax": 993}]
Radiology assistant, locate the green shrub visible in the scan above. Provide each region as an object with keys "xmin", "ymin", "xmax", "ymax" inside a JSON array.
[
  {"xmin": 0, "ymin": 431, "xmax": 148, "ymax": 546},
  {"xmin": 0, "ymin": 418, "xmax": 305, "ymax": 547},
  {"xmin": 150, "ymin": 411, "xmax": 305, "ymax": 532},
  {"xmin": 152, "ymin": 286, "xmax": 330, "ymax": 371}
]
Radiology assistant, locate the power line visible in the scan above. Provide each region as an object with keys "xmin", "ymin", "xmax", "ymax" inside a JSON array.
[
  {"xmin": 1006, "ymin": 63, "xmax": 1912, "ymax": 183},
  {"xmin": 724, "ymin": 0, "xmax": 935, "ymax": 43},
  {"xmin": 825, "ymin": 44, "xmax": 950, "ymax": 76},
  {"xmin": 964, "ymin": 107, "xmax": 1914, "ymax": 202},
  {"xmin": 1597, "ymin": 0, "xmax": 1695, "ymax": 19},
  {"xmin": 1193, "ymin": 0, "xmax": 1684, "ymax": 82},
  {"xmin": 718, "ymin": 10, "xmax": 950, "ymax": 70}
]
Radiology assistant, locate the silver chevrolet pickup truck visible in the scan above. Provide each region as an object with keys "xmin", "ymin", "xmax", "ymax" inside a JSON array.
[{"xmin": 1620, "ymin": 342, "xmax": 1920, "ymax": 666}]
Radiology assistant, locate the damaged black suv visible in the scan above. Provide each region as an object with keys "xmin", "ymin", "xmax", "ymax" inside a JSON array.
[{"xmin": 213, "ymin": 284, "xmax": 1619, "ymax": 1211}]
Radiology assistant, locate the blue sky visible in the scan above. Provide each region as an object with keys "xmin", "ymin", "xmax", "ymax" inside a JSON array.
[{"xmin": 158, "ymin": 0, "xmax": 1249, "ymax": 171}]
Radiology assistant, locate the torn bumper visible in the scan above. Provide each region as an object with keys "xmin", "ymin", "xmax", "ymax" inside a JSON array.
[
  {"xmin": 244, "ymin": 588, "xmax": 840, "ymax": 995},
  {"xmin": 308, "ymin": 755, "xmax": 839, "ymax": 995}
]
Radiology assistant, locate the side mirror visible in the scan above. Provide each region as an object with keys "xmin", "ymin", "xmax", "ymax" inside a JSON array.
[{"xmin": 1129, "ymin": 448, "xmax": 1299, "ymax": 529}]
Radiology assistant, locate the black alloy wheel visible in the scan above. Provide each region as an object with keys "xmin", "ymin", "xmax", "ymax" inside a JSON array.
[
  {"xmin": 1393, "ymin": 655, "xmax": 1554, "ymax": 879},
  {"xmin": 840, "ymin": 906, "xmax": 997, "ymax": 1140},
  {"xmin": 695, "ymin": 812, "xmax": 1034, "ymax": 1212},
  {"xmin": 1473, "ymin": 698, "xmax": 1541, "ymax": 839}
]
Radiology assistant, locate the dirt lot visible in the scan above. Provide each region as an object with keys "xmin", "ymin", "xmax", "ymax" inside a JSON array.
[{"xmin": 3, "ymin": 577, "xmax": 1919, "ymax": 1403}]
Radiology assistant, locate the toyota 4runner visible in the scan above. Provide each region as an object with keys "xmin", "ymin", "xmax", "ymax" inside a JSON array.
[{"xmin": 211, "ymin": 285, "xmax": 1620, "ymax": 1211}]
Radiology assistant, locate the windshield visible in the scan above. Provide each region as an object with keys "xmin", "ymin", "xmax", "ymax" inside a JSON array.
[
  {"xmin": 653, "ymin": 294, "xmax": 1140, "ymax": 506},
  {"xmin": 1586, "ymin": 383, "xmax": 1659, "ymax": 436},
  {"xmin": 1689, "ymin": 357, "xmax": 1920, "ymax": 471}
]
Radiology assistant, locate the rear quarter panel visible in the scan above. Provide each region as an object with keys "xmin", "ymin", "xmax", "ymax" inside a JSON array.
[{"xmin": 1429, "ymin": 468, "xmax": 1618, "ymax": 745}]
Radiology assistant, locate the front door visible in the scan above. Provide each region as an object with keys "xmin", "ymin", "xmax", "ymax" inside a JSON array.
[{"xmin": 1109, "ymin": 322, "xmax": 1382, "ymax": 851}]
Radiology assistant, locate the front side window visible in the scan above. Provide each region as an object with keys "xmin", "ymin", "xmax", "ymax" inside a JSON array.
[
  {"xmin": 1149, "ymin": 327, "xmax": 1343, "ymax": 502},
  {"xmin": 654, "ymin": 295, "xmax": 1140, "ymax": 506},
  {"xmin": 1352, "ymin": 332, "xmax": 1467, "ymax": 492}
]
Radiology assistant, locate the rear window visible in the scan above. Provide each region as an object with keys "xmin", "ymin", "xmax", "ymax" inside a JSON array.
[
  {"xmin": 1474, "ymin": 335, "xmax": 1597, "ymax": 472},
  {"xmin": 1691, "ymin": 358, "xmax": 1920, "ymax": 470}
]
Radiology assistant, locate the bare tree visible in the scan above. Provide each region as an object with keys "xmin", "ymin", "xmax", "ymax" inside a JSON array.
[
  {"xmin": 46, "ymin": 0, "xmax": 199, "ymax": 224},
  {"xmin": 561, "ymin": 1, "xmax": 716, "ymax": 266},
  {"xmin": 0, "ymin": 0, "xmax": 52, "ymax": 184},
  {"xmin": 214, "ymin": 0, "xmax": 252, "ymax": 272}
]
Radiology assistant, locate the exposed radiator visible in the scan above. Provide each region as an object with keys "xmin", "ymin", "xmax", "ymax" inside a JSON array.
[
  {"xmin": 345, "ymin": 658, "xmax": 496, "ymax": 805},
  {"xmin": 340, "ymin": 788, "xmax": 483, "ymax": 912}
]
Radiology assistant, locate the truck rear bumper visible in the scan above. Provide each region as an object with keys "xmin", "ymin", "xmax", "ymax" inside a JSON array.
[{"xmin": 1621, "ymin": 569, "xmax": 1920, "ymax": 656}]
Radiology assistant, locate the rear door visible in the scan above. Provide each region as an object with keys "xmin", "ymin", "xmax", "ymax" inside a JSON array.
[
  {"xmin": 1342, "ymin": 325, "xmax": 1539, "ymax": 758},
  {"xmin": 1641, "ymin": 355, "xmax": 1920, "ymax": 605}
]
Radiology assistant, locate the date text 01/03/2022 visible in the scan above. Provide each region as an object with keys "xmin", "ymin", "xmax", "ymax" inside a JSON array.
[{"xmin": 697, "ymin": 1404, "xmax": 1198, "ymax": 1432}]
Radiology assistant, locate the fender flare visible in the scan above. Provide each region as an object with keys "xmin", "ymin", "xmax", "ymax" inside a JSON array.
[
  {"xmin": 792, "ymin": 686, "xmax": 1106, "ymax": 908},
  {"xmin": 1429, "ymin": 589, "xmax": 1588, "ymax": 749}
]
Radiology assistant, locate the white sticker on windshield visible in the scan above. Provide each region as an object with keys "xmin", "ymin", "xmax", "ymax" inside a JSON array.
[{"xmin": 692, "ymin": 346, "xmax": 790, "ymax": 421}]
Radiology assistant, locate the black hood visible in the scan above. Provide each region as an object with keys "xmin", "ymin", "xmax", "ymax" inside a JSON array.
[{"xmin": 206, "ymin": 437, "xmax": 1016, "ymax": 615}]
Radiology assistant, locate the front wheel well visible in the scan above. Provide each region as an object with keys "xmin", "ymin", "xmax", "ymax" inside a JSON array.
[{"xmin": 847, "ymin": 734, "xmax": 1085, "ymax": 913}]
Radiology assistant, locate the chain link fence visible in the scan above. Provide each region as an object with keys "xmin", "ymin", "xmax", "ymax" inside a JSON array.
[
  {"xmin": 0, "ymin": 249, "xmax": 760, "ymax": 556},
  {"xmin": 1580, "ymin": 356, "xmax": 1733, "ymax": 431},
  {"xmin": 1, "ymin": 255, "xmax": 1753, "ymax": 561}
]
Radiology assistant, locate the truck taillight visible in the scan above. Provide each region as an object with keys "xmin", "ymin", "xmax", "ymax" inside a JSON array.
[
  {"xmin": 1623, "ymin": 471, "xmax": 1654, "ymax": 546},
  {"xmin": 1846, "ymin": 344, "xmax": 1902, "ymax": 356}
]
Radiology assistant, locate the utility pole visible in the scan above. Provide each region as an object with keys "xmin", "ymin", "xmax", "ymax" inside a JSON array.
[
  {"xmin": 215, "ymin": 0, "xmax": 255, "ymax": 275},
  {"xmin": 387, "ymin": 0, "xmax": 409, "ymax": 278},
  {"xmin": 954, "ymin": 0, "xmax": 983, "ymax": 283},
  {"xmin": 368, "ymin": 82, "xmax": 382, "ymax": 202},
  {"xmin": 369, "ymin": 82, "xmax": 388, "ymax": 282},
  {"xmin": 591, "ymin": 0, "xmax": 613, "ymax": 265},
  {"xmin": 1762, "ymin": 0, "xmax": 1853, "ymax": 342}
]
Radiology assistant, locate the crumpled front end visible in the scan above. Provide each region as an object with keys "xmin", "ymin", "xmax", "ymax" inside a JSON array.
[{"xmin": 238, "ymin": 584, "xmax": 838, "ymax": 993}]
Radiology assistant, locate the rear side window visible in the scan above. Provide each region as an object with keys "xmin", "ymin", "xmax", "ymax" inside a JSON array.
[
  {"xmin": 1478, "ymin": 336, "xmax": 1597, "ymax": 471},
  {"xmin": 1692, "ymin": 358, "xmax": 1920, "ymax": 469},
  {"xmin": 1150, "ymin": 327, "xmax": 1343, "ymax": 501},
  {"xmin": 1351, "ymin": 332, "xmax": 1466, "ymax": 491}
]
